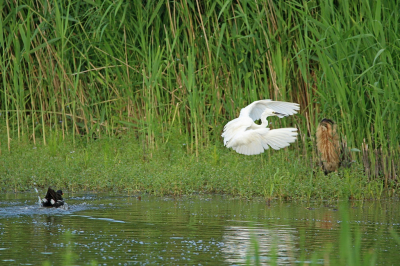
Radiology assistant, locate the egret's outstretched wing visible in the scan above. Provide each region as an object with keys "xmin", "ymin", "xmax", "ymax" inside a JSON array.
[
  {"xmin": 227, "ymin": 128, "xmax": 298, "ymax": 155},
  {"xmin": 240, "ymin": 100, "xmax": 300, "ymax": 121},
  {"xmin": 221, "ymin": 116, "xmax": 253, "ymax": 145}
]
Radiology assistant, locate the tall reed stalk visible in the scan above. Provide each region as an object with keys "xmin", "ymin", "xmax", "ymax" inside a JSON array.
[{"xmin": 1, "ymin": 0, "xmax": 399, "ymax": 180}]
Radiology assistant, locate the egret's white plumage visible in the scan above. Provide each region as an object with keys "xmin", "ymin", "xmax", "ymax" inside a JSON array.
[{"xmin": 222, "ymin": 100, "xmax": 299, "ymax": 155}]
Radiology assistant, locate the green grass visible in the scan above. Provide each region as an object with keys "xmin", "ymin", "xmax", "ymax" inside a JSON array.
[
  {"xmin": 0, "ymin": 0, "xmax": 399, "ymax": 182},
  {"xmin": 0, "ymin": 130, "xmax": 394, "ymax": 200}
]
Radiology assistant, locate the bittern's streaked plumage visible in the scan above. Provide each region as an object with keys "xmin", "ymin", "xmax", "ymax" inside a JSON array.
[{"xmin": 316, "ymin": 118, "xmax": 341, "ymax": 174}]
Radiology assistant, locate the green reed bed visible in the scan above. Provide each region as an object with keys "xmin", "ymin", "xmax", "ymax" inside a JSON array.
[
  {"xmin": 0, "ymin": 131, "xmax": 392, "ymax": 200},
  {"xmin": 1, "ymin": 1, "xmax": 399, "ymax": 184}
]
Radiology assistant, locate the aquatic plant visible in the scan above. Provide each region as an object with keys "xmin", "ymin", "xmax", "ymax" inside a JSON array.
[{"xmin": 42, "ymin": 231, "xmax": 97, "ymax": 266}]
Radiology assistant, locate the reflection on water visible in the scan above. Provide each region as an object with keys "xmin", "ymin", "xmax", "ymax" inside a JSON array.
[
  {"xmin": 0, "ymin": 193, "xmax": 399, "ymax": 265},
  {"xmin": 222, "ymin": 225, "xmax": 296, "ymax": 265}
]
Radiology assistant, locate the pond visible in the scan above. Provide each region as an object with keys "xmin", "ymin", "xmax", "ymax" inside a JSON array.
[{"xmin": 0, "ymin": 192, "xmax": 399, "ymax": 265}]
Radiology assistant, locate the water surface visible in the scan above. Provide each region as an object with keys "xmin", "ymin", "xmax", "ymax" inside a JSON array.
[{"xmin": 0, "ymin": 192, "xmax": 399, "ymax": 265}]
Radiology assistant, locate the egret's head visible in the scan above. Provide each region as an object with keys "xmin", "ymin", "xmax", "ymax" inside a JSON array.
[
  {"xmin": 262, "ymin": 108, "xmax": 286, "ymax": 118},
  {"xmin": 260, "ymin": 109, "xmax": 287, "ymax": 123}
]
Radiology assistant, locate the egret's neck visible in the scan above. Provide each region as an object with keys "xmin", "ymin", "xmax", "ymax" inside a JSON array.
[{"xmin": 260, "ymin": 112, "xmax": 269, "ymax": 127}]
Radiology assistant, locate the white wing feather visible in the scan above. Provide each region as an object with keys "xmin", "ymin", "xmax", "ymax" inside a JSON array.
[
  {"xmin": 227, "ymin": 128, "xmax": 298, "ymax": 155},
  {"xmin": 221, "ymin": 116, "xmax": 254, "ymax": 145},
  {"xmin": 221, "ymin": 99, "xmax": 299, "ymax": 155},
  {"xmin": 240, "ymin": 100, "xmax": 300, "ymax": 120}
]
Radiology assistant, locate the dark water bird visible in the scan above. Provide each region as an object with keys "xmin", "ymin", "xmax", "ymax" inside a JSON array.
[
  {"xmin": 41, "ymin": 187, "xmax": 65, "ymax": 208},
  {"xmin": 221, "ymin": 99, "xmax": 299, "ymax": 155},
  {"xmin": 316, "ymin": 118, "xmax": 341, "ymax": 174}
]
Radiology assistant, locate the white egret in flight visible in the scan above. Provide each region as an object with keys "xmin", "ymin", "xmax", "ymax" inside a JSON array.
[{"xmin": 221, "ymin": 99, "xmax": 299, "ymax": 155}]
